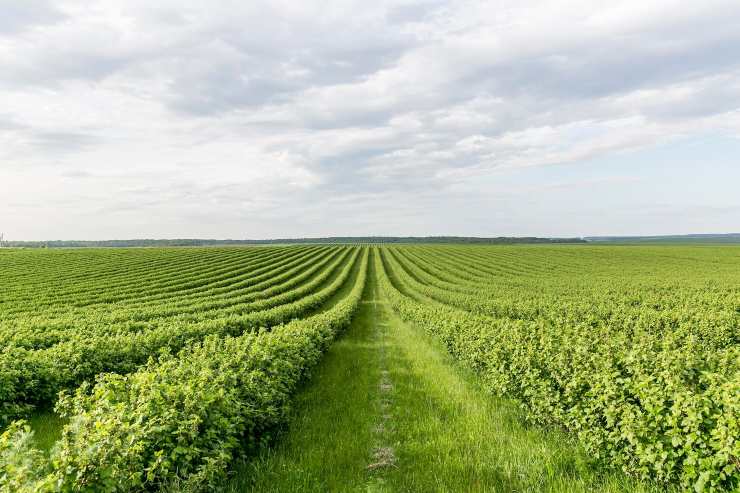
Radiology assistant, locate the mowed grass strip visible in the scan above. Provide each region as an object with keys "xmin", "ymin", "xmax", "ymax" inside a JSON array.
[
  {"xmin": 27, "ymin": 410, "xmax": 66, "ymax": 455},
  {"xmin": 224, "ymin": 257, "xmax": 382, "ymax": 492},
  {"xmin": 375, "ymin": 297, "xmax": 667, "ymax": 493},
  {"xmin": 224, "ymin": 254, "xmax": 665, "ymax": 492}
]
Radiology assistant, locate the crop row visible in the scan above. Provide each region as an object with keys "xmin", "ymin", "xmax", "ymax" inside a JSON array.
[
  {"xmin": 377, "ymin": 247, "xmax": 739, "ymax": 491},
  {"xmin": 0, "ymin": 246, "xmax": 337, "ymax": 333},
  {"xmin": 1, "ymin": 248, "xmax": 268, "ymax": 306},
  {"xmin": 0, "ymin": 247, "xmax": 360, "ymax": 426},
  {"xmin": 0, "ymin": 247, "xmax": 344, "ymax": 348},
  {"xmin": 399, "ymin": 246, "xmax": 740, "ymax": 336},
  {"xmin": 387, "ymin": 248, "xmax": 738, "ymax": 351},
  {"xmin": 0, "ymin": 247, "xmax": 316, "ymax": 314},
  {"xmin": 0, "ymin": 248, "xmax": 369, "ymax": 492}
]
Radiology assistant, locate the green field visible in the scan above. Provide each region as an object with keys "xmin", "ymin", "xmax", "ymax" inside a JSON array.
[{"xmin": 0, "ymin": 245, "xmax": 738, "ymax": 492}]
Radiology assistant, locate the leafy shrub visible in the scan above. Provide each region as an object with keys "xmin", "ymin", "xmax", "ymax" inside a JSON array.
[
  {"xmin": 0, "ymin": 249, "xmax": 367, "ymax": 491},
  {"xmin": 377, "ymin": 248, "xmax": 739, "ymax": 492}
]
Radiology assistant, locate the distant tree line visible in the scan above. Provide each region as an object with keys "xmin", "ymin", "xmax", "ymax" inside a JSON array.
[
  {"xmin": 4, "ymin": 236, "xmax": 587, "ymax": 248},
  {"xmin": 584, "ymin": 233, "xmax": 740, "ymax": 244}
]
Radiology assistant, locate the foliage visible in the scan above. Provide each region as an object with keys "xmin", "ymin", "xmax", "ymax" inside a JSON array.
[
  {"xmin": 0, "ymin": 249, "xmax": 368, "ymax": 491},
  {"xmin": 1, "ymin": 244, "xmax": 737, "ymax": 491},
  {"xmin": 0, "ymin": 247, "xmax": 357, "ymax": 426},
  {"xmin": 377, "ymin": 246, "xmax": 739, "ymax": 492}
]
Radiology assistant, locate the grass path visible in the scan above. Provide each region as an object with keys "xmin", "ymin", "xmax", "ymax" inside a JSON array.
[
  {"xmin": 225, "ymin": 255, "xmax": 664, "ymax": 492},
  {"xmin": 225, "ymin": 258, "xmax": 383, "ymax": 492}
]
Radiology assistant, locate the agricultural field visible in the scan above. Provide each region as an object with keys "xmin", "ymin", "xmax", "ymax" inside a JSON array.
[{"xmin": 0, "ymin": 244, "xmax": 738, "ymax": 492}]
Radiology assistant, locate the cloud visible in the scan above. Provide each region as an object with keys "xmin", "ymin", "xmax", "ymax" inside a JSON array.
[
  {"xmin": 29, "ymin": 131, "xmax": 100, "ymax": 154},
  {"xmin": 1, "ymin": 0, "xmax": 739, "ymax": 239},
  {"xmin": 59, "ymin": 169, "xmax": 94, "ymax": 178},
  {"xmin": 0, "ymin": 0, "xmax": 65, "ymax": 34}
]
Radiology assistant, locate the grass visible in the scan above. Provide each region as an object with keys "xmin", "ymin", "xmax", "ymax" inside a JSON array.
[
  {"xmin": 224, "ymin": 254, "xmax": 382, "ymax": 492},
  {"xmin": 27, "ymin": 410, "xmax": 66, "ymax": 454},
  {"xmin": 22, "ymin": 247, "xmax": 365, "ymax": 454},
  {"xmin": 224, "ymin": 254, "xmax": 669, "ymax": 492},
  {"xmin": 375, "ymin": 301, "xmax": 662, "ymax": 492}
]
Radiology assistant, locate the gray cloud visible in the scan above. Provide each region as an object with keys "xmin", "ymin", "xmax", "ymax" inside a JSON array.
[
  {"xmin": 30, "ymin": 131, "xmax": 100, "ymax": 153},
  {"xmin": 0, "ymin": 0, "xmax": 65, "ymax": 34},
  {"xmin": 1, "ymin": 0, "xmax": 739, "ymax": 239},
  {"xmin": 0, "ymin": 114, "xmax": 27, "ymax": 131},
  {"xmin": 59, "ymin": 169, "xmax": 94, "ymax": 179}
]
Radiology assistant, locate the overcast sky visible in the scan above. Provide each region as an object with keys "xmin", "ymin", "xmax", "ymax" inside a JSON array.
[{"xmin": 1, "ymin": 0, "xmax": 739, "ymax": 240}]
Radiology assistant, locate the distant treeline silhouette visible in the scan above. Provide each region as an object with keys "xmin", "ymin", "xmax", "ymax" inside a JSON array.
[{"xmin": 4, "ymin": 236, "xmax": 587, "ymax": 248}]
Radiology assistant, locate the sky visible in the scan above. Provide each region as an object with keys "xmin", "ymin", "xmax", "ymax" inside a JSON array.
[{"xmin": 1, "ymin": 0, "xmax": 739, "ymax": 240}]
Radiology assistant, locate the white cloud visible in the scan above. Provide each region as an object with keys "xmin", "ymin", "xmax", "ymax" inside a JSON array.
[{"xmin": 1, "ymin": 0, "xmax": 739, "ymax": 239}]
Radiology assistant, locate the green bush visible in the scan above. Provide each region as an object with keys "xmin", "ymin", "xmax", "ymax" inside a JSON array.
[
  {"xmin": 0, "ymin": 248, "xmax": 358, "ymax": 427},
  {"xmin": 377, "ymin": 248, "xmax": 739, "ymax": 492},
  {"xmin": 0, "ymin": 250, "xmax": 367, "ymax": 491}
]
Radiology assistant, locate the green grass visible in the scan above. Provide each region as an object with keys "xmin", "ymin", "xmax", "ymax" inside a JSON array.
[
  {"xmin": 375, "ymin": 301, "xmax": 664, "ymax": 492},
  {"xmin": 22, "ymin": 247, "xmax": 364, "ymax": 454},
  {"xmin": 5, "ymin": 245, "xmax": 734, "ymax": 491},
  {"xmin": 224, "ymin": 255, "xmax": 383, "ymax": 492},
  {"xmin": 27, "ymin": 410, "xmax": 66, "ymax": 454},
  {"xmin": 224, "ymin": 255, "xmax": 669, "ymax": 492}
]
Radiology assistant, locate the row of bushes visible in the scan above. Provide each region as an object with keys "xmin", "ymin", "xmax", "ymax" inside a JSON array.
[
  {"xmin": 387, "ymin": 248, "xmax": 739, "ymax": 352},
  {"xmin": 1, "ymin": 246, "xmax": 296, "ymax": 310},
  {"xmin": 377, "ymin": 249, "xmax": 739, "ymax": 492},
  {"xmin": 0, "ymin": 248, "xmax": 359, "ymax": 427},
  {"xmin": 0, "ymin": 246, "xmax": 332, "ymax": 341},
  {"xmin": 0, "ymin": 249, "xmax": 368, "ymax": 492}
]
